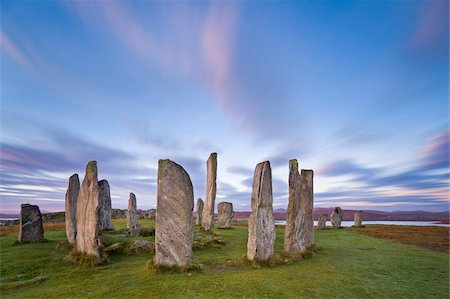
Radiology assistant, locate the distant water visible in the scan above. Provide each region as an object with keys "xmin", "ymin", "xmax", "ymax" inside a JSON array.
[
  {"xmin": 275, "ymin": 220, "xmax": 450, "ymax": 227},
  {"xmin": 0, "ymin": 218, "xmax": 18, "ymax": 221}
]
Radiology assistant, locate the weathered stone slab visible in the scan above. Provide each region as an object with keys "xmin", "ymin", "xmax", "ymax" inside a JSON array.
[
  {"xmin": 76, "ymin": 161, "xmax": 100, "ymax": 257},
  {"xmin": 202, "ymin": 153, "xmax": 217, "ymax": 231},
  {"xmin": 196, "ymin": 198, "xmax": 204, "ymax": 226},
  {"xmin": 127, "ymin": 192, "xmax": 139, "ymax": 237},
  {"xmin": 284, "ymin": 159, "xmax": 306, "ymax": 254},
  {"xmin": 65, "ymin": 174, "xmax": 79, "ymax": 244},
  {"xmin": 354, "ymin": 210, "xmax": 363, "ymax": 226},
  {"xmin": 98, "ymin": 180, "xmax": 114, "ymax": 230},
  {"xmin": 301, "ymin": 169, "xmax": 314, "ymax": 247},
  {"xmin": 18, "ymin": 204, "xmax": 44, "ymax": 242},
  {"xmin": 247, "ymin": 161, "xmax": 275, "ymax": 261},
  {"xmin": 330, "ymin": 207, "xmax": 343, "ymax": 228},
  {"xmin": 317, "ymin": 214, "xmax": 328, "ymax": 228},
  {"xmin": 217, "ymin": 202, "xmax": 234, "ymax": 229},
  {"xmin": 154, "ymin": 159, "xmax": 194, "ymax": 267}
]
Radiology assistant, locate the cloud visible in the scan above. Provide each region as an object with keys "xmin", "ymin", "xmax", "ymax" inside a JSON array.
[
  {"xmin": 0, "ymin": 30, "xmax": 30, "ymax": 69},
  {"xmin": 419, "ymin": 128, "xmax": 449, "ymax": 171},
  {"xmin": 227, "ymin": 165, "xmax": 254, "ymax": 176}
]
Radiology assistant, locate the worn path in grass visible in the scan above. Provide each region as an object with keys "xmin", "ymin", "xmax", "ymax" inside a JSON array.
[{"xmin": 1, "ymin": 220, "xmax": 448, "ymax": 298}]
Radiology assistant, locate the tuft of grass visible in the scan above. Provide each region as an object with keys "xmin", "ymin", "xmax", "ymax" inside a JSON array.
[
  {"xmin": 0, "ymin": 275, "xmax": 48, "ymax": 290},
  {"xmin": 147, "ymin": 260, "xmax": 202, "ymax": 274},
  {"xmin": 64, "ymin": 249, "xmax": 109, "ymax": 266},
  {"xmin": 193, "ymin": 229, "xmax": 226, "ymax": 249},
  {"xmin": 13, "ymin": 239, "xmax": 49, "ymax": 245}
]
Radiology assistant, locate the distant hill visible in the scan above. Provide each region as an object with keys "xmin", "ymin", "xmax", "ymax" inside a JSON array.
[{"xmin": 234, "ymin": 208, "xmax": 449, "ymax": 221}]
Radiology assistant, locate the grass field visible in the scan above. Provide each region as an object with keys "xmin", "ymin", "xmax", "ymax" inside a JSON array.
[{"xmin": 1, "ymin": 220, "xmax": 448, "ymax": 298}]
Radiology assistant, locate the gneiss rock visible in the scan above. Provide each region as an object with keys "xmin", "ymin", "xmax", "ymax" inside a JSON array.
[
  {"xmin": 353, "ymin": 210, "xmax": 363, "ymax": 227},
  {"xmin": 76, "ymin": 161, "xmax": 101, "ymax": 257},
  {"xmin": 284, "ymin": 159, "xmax": 306, "ymax": 254},
  {"xmin": 330, "ymin": 207, "xmax": 343, "ymax": 228},
  {"xmin": 65, "ymin": 174, "xmax": 79, "ymax": 244},
  {"xmin": 154, "ymin": 159, "xmax": 194, "ymax": 267},
  {"xmin": 127, "ymin": 193, "xmax": 140, "ymax": 237},
  {"xmin": 18, "ymin": 204, "xmax": 44, "ymax": 242},
  {"xmin": 202, "ymin": 153, "xmax": 217, "ymax": 231},
  {"xmin": 196, "ymin": 198, "xmax": 204, "ymax": 226},
  {"xmin": 98, "ymin": 180, "xmax": 114, "ymax": 230},
  {"xmin": 217, "ymin": 202, "xmax": 234, "ymax": 229},
  {"xmin": 301, "ymin": 169, "xmax": 314, "ymax": 247},
  {"xmin": 317, "ymin": 214, "xmax": 328, "ymax": 228},
  {"xmin": 129, "ymin": 240, "xmax": 154, "ymax": 254},
  {"xmin": 247, "ymin": 161, "xmax": 276, "ymax": 261}
]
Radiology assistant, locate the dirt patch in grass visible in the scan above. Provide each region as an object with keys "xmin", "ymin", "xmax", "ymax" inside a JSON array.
[
  {"xmin": 0, "ymin": 223, "xmax": 67, "ymax": 237},
  {"xmin": 352, "ymin": 225, "xmax": 449, "ymax": 253}
]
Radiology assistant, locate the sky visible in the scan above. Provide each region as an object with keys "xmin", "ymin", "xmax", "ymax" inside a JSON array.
[{"xmin": 0, "ymin": 0, "xmax": 448, "ymax": 214}]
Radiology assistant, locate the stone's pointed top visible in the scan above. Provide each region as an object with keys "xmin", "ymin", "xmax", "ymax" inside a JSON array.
[
  {"xmin": 158, "ymin": 159, "xmax": 171, "ymax": 168},
  {"xmin": 85, "ymin": 161, "xmax": 98, "ymax": 179},
  {"xmin": 301, "ymin": 169, "xmax": 314, "ymax": 175},
  {"xmin": 98, "ymin": 179, "xmax": 109, "ymax": 188},
  {"xmin": 210, "ymin": 152, "xmax": 217, "ymax": 157},
  {"xmin": 130, "ymin": 192, "xmax": 136, "ymax": 199},
  {"xmin": 289, "ymin": 159, "xmax": 298, "ymax": 166},
  {"xmin": 69, "ymin": 173, "xmax": 79, "ymax": 181}
]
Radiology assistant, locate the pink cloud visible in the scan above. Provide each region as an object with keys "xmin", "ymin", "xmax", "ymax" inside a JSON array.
[
  {"xmin": 201, "ymin": 2, "xmax": 238, "ymax": 106},
  {"xmin": 0, "ymin": 30, "xmax": 30, "ymax": 69}
]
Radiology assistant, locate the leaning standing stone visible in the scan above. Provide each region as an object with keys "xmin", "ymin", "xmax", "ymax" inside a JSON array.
[
  {"xmin": 65, "ymin": 174, "xmax": 79, "ymax": 244},
  {"xmin": 217, "ymin": 202, "xmax": 234, "ymax": 229},
  {"xmin": 284, "ymin": 159, "xmax": 306, "ymax": 254},
  {"xmin": 330, "ymin": 207, "xmax": 343, "ymax": 228},
  {"xmin": 127, "ymin": 193, "xmax": 139, "ymax": 237},
  {"xmin": 301, "ymin": 169, "xmax": 314, "ymax": 247},
  {"xmin": 247, "ymin": 161, "xmax": 276, "ymax": 261},
  {"xmin": 98, "ymin": 180, "xmax": 114, "ymax": 230},
  {"xmin": 201, "ymin": 153, "xmax": 217, "ymax": 231},
  {"xmin": 154, "ymin": 159, "xmax": 194, "ymax": 267},
  {"xmin": 18, "ymin": 204, "xmax": 44, "ymax": 242},
  {"xmin": 196, "ymin": 198, "xmax": 204, "ymax": 226},
  {"xmin": 353, "ymin": 210, "xmax": 363, "ymax": 226},
  {"xmin": 76, "ymin": 161, "xmax": 100, "ymax": 257},
  {"xmin": 317, "ymin": 214, "xmax": 328, "ymax": 228}
]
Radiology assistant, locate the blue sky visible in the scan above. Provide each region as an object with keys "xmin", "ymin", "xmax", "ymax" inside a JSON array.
[{"xmin": 1, "ymin": 0, "xmax": 448, "ymax": 213}]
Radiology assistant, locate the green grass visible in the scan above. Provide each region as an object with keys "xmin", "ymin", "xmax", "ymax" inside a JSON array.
[{"xmin": 0, "ymin": 219, "xmax": 448, "ymax": 298}]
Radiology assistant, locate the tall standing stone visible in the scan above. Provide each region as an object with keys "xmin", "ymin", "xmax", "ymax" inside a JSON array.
[
  {"xmin": 127, "ymin": 193, "xmax": 139, "ymax": 237},
  {"xmin": 301, "ymin": 169, "xmax": 314, "ymax": 247},
  {"xmin": 196, "ymin": 198, "xmax": 204, "ymax": 226},
  {"xmin": 330, "ymin": 207, "xmax": 343, "ymax": 228},
  {"xmin": 317, "ymin": 214, "xmax": 328, "ymax": 228},
  {"xmin": 284, "ymin": 159, "xmax": 306, "ymax": 254},
  {"xmin": 76, "ymin": 161, "xmax": 100, "ymax": 257},
  {"xmin": 65, "ymin": 174, "xmax": 79, "ymax": 244},
  {"xmin": 18, "ymin": 204, "xmax": 44, "ymax": 242},
  {"xmin": 202, "ymin": 153, "xmax": 217, "ymax": 231},
  {"xmin": 154, "ymin": 159, "xmax": 194, "ymax": 267},
  {"xmin": 354, "ymin": 210, "xmax": 363, "ymax": 226},
  {"xmin": 217, "ymin": 202, "xmax": 234, "ymax": 229},
  {"xmin": 247, "ymin": 161, "xmax": 276, "ymax": 261},
  {"xmin": 98, "ymin": 180, "xmax": 114, "ymax": 230}
]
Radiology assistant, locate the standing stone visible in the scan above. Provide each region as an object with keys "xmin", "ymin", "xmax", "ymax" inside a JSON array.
[
  {"xmin": 76, "ymin": 161, "xmax": 100, "ymax": 257},
  {"xmin": 98, "ymin": 180, "xmax": 114, "ymax": 230},
  {"xmin": 154, "ymin": 159, "xmax": 194, "ymax": 267},
  {"xmin": 127, "ymin": 193, "xmax": 139, "ymax": 237},
  {"xmin": 284, "ymin": 159, "xmax": 306, "ymax": 254},
  {"xmin": 217, "ymin": 202, "xmax": 234, "ymax": 229},
  {"xmin": 354, "ymin": 210, "xmax": 363, "ymax": 226},
  {"xmin": 317, "ymin": 214, "xmax": 328, "ymax": 228},
  {"xmin": 330, "ymin": 207, "xmax": 343, "ymax": 228},
  {"xmin": 301, "ymin": 169, "xmax": 314, "ymax": 247},
  {"xmin": 196, "ymin": 198, "xmax": 204, "ymax": 226},
  {"xmin": 202, "ymin": 153, "xmax": 217, "ymax": 231},
  {"xmin": 18, "ymin": 204, "xmax": 44, "ymax": 242},
  {"xmin": 247, "ymin": 161, "xmax": 276, "ymax": 261},
  {"xmin": 65, "ymin": 174, "xmax": 79, "ymax": 244}
]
